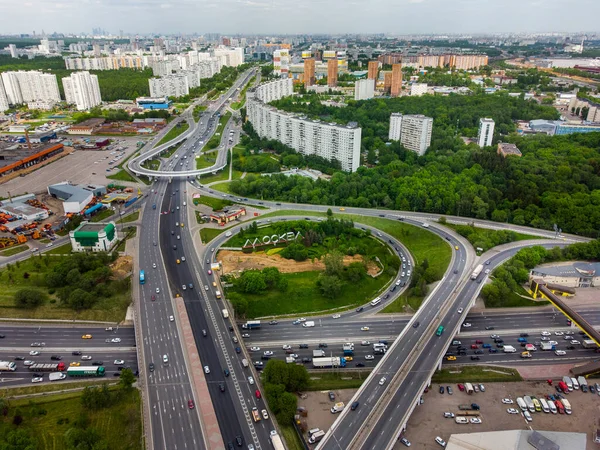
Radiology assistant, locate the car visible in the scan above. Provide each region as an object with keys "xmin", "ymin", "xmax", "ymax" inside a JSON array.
[
  {"xmin": 269, "ymin": 320, "xmax": 278, "ymax": 325},
  {"xmin": 457, "ymin": 383, "xmax": 465, "ymax": 391},
  {"xmin": 485, "ymin": 326, "xmax": 495, "ymax": 330},
  {"xmin": 181, "ymin": 256, "xmax": 186, "ymax": 262},
  {"xmin": 153, "ymin": 263, "xmax": 156, "ymax": 269},
  {"xmin": 356, "ymin": 306, "xmax": 364, "ymax": 312},
  {"xmin": 261, "ymin": 409, "xmax": 269, "ymax": 420},
  {"xmin": 540, "ymin": 336, "xmax": 549, "ymax": 341},
  {"xmin": 50, "ymin": 355, "xmax": 62, "ymax": 360},
  {"xmin": 248, "ymin": 376, "xmax": 254, "ymax": 385},
  {"xmin": 457, "ymin": 308, "xmax": 463, "ymax": 314},
  {"xmin": 355, "ymin": 362, "xmax": 365, "ymax": 367},
  {"xmin": 111, "ymin": 338, "xmax": 121, "ymax": 343},
  {"xmin": 72, "ymin": 351, "xmax": 82, "ymax": 356},
  {"xmin": 479, "ymin": 384, "xmax": 485, "ymax": 392},
  {"xmin": 379, "ymin": 377, "xmax": 387, "ymax": 385},
  {"xmin": 446, "ymin": 356, "xmax": 457, "ymax": 361},
  {"xmin": 241, "ymin": 334, "xmax": 250, "ymax": 338},
  {"xmin": 318, "ymin": 343, "xmax": 328, "ymax": 348},
  {"xmin": 70, "ymin": 362, "xmax": 80, "ymax": 366},
  {"xmin": 541, "ymin": 331, "xmax": 551, "ymax": 336},
  {"xmin": 567, "ymin": 345, "xmax": 576, "ymax": 350},
  {"xmin": 502, "ymin": 398, "xmax": 514, "ymax": 404},
  {"xmin": 156, "ymin": 287, "xmax": 160, "ymax": 293},
  {"xmin": 571, "ymin": 340, "xmax": 581, "ymax": 345},
  {"xmin": 435, "ymin": 436, "xmax": 447, "ymax": 447},
  {"xmin": 413, "ymin": 321, "xmax": 420, "ymax": 328},
  {"xmin": 188, "ymin": 399, "xmax": 195, "ymax": 409},
  {"xmin": 490, "ymin": 334, "xmax": 500, "ymax": 339},
  {"xmin": 554, "ymin": 331, "xmax": 564, "ymax": 336},
  {"xmin": 443, "ymin": 412, "xmax": 454, "ymax": 418},
  {"xmin": 471, "ymin": 356, "xmax": 480, "ymax": 360},
  {"xmin": 114, "ymin": 359, "xmax": 124, "ymax": 365},
  {"xmin": 204, "ymin": 366, "xmax": 210, "ymax": 374},
  {"xmin": 81, "ymin": 355, "xmax": 92, "ymax": 360},
  {"xmin": 564, "ymin": 335, "xmax": 573, "ymax": 340},
  {"xmin": 149, "ymin": 363, "xmax": 155, "ymax": 372},
  {"xmin": 151, "ymin": 295, "xmax": 156, "ymax": 301},
  {"xmin": 507, "ymin": 408, "xmax": 519, "ymax": 414},
  {"xmin": 361, "ymin": 326, "xmax": 370, "ymax": 331},
  {"xmin": 208, "ymin": 270, "xmax": 212, "ymax": 275},
  {"xmin": 329, "ymin": 391, "xmax": 335, "ymax": 401},
  {"xmin": 462, "ymin": 323, "xmax": 472, "ymax": 328},
  {"xmin": 29, "ymin": 351, "xmax": 40, "ymax": 356},
  {"xmin": 523, "ymin": 410, "xmax": 533, "ymax": 422},
  {"xmin": 400, "ymin": 437, "xmax": 411, "ymax": 447},
  {"xmin": 361, "ymin": 341, "xmax": 371, "ymax": 346},
  {"xmin": 332, "ymin": 314, "xmax": 341, "ymax": 319},
  {"xmin": 250, "ymin": 346, "xmax": 260, "ymax": 352},
  {"xmin": 169, "ymin": 315, "xmax": 175, "ymax": 322},
  {"xmin": 446, "ymin": 386, "xmax": 453, "ymax": 395},
  {"xmin": 365, "ymin": 354, "xmax": 375, "ymax": 360},
  {"xmin": 92, "ymin": 361, "xmax": 103, "ymax": 366},
  {"xmin": 32, "ymin": 376, "xmax": 43, "ymax": 383},
  {"xmin": 81, "ymin": 334, "xmax": 92, "ymax": 339},
  {"xmin": 299, "ymin": 344, "xmax": 309, "ymax": 349},
  {"xmin": 282, "ymin": 344, "xmax": 292, "ymax": 350},
  {"xmin": 555, "ymin": 350, "xmax": 566, "ymax": 356},
  {"xmin": 162, "ymin": 354, "xmax": 169, "ymax": 364},
  {"xmin": 439, "ymin": 386, "xmax": 445, "ymax": 394},
  {"xmin": 182, "ymin": 284, "xmax": 186, "ymax": 290}
]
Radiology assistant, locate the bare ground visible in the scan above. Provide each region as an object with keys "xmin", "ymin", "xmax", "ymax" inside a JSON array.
[
  {"xmin": 110, "ymin": 255, "xmax": 133, "ymax": 279},
  {"xmin": 217, "ymin": 250, "xmax": 379, "ymax": 276}
]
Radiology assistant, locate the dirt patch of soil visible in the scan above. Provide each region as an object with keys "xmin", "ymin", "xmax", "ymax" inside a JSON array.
[
  {"xmin": 218, "ymin": 250, "xmax": 379, "ymax": 276},
  {"xmin": 110, "ymin": 255, "xmax": 133, "ymax": 279}
]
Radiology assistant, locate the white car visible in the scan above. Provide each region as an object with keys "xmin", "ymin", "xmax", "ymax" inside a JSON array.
[
  {"xmin": 282, "ymin": 344, "xmax": 292, "ymax": 350},
  {"xmin": 204, "ymin": 366, "xmax": 210, "ymax": 374},
  {"xmin": 248, "ymin": 376, "xmax": 254, "ymax": 385},
  {"xmin": 261, "ymin": 409, "xmax": 269, "ymax": 420},
  {"xmin": 241, "ymin": 333, "xmax": 250, "ymax": 338},
  {"xmin": 24, "ymin": 360, "xmax": 34, "ymax": 366},
  {"xmin": 29, "ymin": 351, "xmax": 40, "ymax": 356},
  {"xmin": 163, "ymin": 354, "xmax": 169, "ymax": 363},
  {"xmin": 507, "ymin": 408, "xmax": 519, "ymax": 414},
  {"xmin": 263, "ymin": 351, "xmax": 274, "ymax": 356},
  {"xmin": 555, "ymin": 350, "xmax": 567, "ymax": 356},
  {"xmin": 379, "ymin": 377, "xmax": 387, "ymax": 385},
  {"xmin": 462, "ymin": 323, "xmax": 472, "ymax": 328},
  {"xmin": 435, "ymin": 436, "xmax": 447, "ymax": 447},
  {"xmin": 571, "ymin": 340, "xmax": 581, "ymax": 345},
  {"xmin": 111, "ymin": 338, "xmax": 121, "ymax": 343},
  {"xmin": 457, "ymin": 308, "xmax": 463, "ymax": 314},
  {"xmin": 361, "ymin": 326, "xmax": 370, "ymax": 331},
  {"xmin": 31, "ymin": 376, "xmax": 43, "ymax": 383},
  {"xmin": 548, "ymin": 340, "xmax": 558, "ymax": 346},
  {"xmin": 114, "ymin": 359, "xmax": 125, "ymax": 365},
  {"xmin": 250, "ymin": 346, "xmax": 261, "ymax": 352},
  {"xmin": 152, "ymin": 263, "xmax": 156, "ymax": 269},
  {"xmin": 332, "ymin": 314, "xmax": 341, "ymax": 319},
  {"xmin": 523, "ymin": 410, "xmax": 533, "ymax": 422},
  {"xmin": 470, "ymin": 417, "xmax": 482, "ymax": 424},
  {"xmin": 204, "ymin": 285, "xmax": 209, "ymax": 291},
  {"xmin": 541, "ymin": 331, "xmax": 551, "ymax": 336},
  {"xmin": 298, "ymin": 318, "xmax": 306, "ymax": 322},
  {"xmin": 169, "ymin": 315, "xmax": 175, "ymax": 322},
  {"xmin": 554, "ymin": 331, "xmax": 564, "ymax": 336},
  {"xmin": 81, "ymin": 355, "xmax": 92, "ymax": 360},
  {"xmin": 501, "ymin": 398, "xmax": 514, "ymax": 404},
  {"xmin": 443, "ymin": 412, "xmax": 454, "ymax": 418},
  {"xmin": 156, "ymin": 288, "xmax": 160, "ymax": 294},
  {"xmin": 365, "ymin": 355, "xmax": 375, "ymax": 360}
]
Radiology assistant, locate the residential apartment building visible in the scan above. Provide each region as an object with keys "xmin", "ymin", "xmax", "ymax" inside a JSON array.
[
  {"xmin": 568, "ymin": 97, "xmax": 600, "ymax": 123},
  {"xmin": 477, "ymin": 117, "xmax": 495, "ymax": 147},
  {"xmin": 62, "ymin": 71, "xmax": 102, "ymax": 111},
  {"xmin": 65, "ymin": 55, "xmax": 145, "ymax": 70},
  {"xmin": 388, "ymin": 113, "xmax": 433, "ymax": 155},
  {"xmin": 149, "ymin": 75, "xmax": 189, "ymax": 98},
  {"xmin": 383, "ymin": 72, "xmax": 392, "ymax": 94},
  {"xmin": 0, "ymin": 71, "xmax": 60, "ymax": 108},
  {"xmin": 390, "ymin": 64, "xmax": 402, "ymax": 97},
  {"xmin": 410, "ymin": 83, "xmax": 428, "ymax": 96},
  {"xmin": 213, "ymin": 47, "xmax": 244, "ymax": 67},
  {"xmin": 246, "ymin": 82, "xmax": 362, "ymax": 172},
  {"xmin": 0, "ymin": 77, "xmax": 9, "ymax": 113},
  {"xmin": 304, "ymin": 58, "xmax": 316, "ymax": 87},
  {"xmin": 327, "ymin": 59, "xmax": 338, "ymax": 87},
  {"xmin": 273, "ymin": 49, "xmax": 290, "ymax": 78},
  {"xmin": 254, "ymin": 78, "xmax": 293, "ymax": 104},
  {"xmin": 368, "ymin": 61, "xmax": 379, "ymax": 80},
  {"xmin": 354, "ymin": 79, "xmax": 375, "ymax": 101},
  {"xmin": 8, "ymin": 44, "xmax": 17, "ymax": 58}
]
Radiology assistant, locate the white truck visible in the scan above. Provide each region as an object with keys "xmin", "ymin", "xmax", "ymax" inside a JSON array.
[
  {"xmin": 313, "ymin": 349, "xmax": 326, "ymax": 358},
  {"xmin": 503, "ymin": 345, "xmax": 516, "ymax": 353},
  {"xmin": 471, "ymin": 264, "xmax": 484, "ymax": 280},
  {"xmin": 49, "ymin": 372, "xmax": 67, "ymax": 381},
  {"xmin": 222, "ymin": 309, "xmax": 229, "ymax": 319},
  {"xmin": 577, "ymin": 376, "xmax": 588, "ymax": 390},
  {"xmin": 269, "ymin": 430, "xmax": 285, "ymax": 450},
  {"xmin": 302, "ymin": 321, "xmax": 315, "ymax": 328},
  {"xmin": 285, "ymin": 357, "xmax": 296, "ymax": 364},
  {"xmin": 330, "ymin": 402, "xmax": 345, "ymax": 414},
  {"xmin": 0, "ymin": 361, "xmax": 17, "ymax": 372},
  {"xmin": 308, "ymin": 430, "xmax": 325, "ymax": 444}
]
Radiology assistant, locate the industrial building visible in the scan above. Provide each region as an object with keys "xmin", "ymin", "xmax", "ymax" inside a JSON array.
[
  {"xmin": 135, "ymin": 97, "xmax": 172, "ymax": 110},
  {"xmin": 47, "ymin": 182, "xmax": 106, "ymax": 214},
  {"xmin": 69, "ymin": 221, "xmax": 118, "ymax": 252},
  {"xmin": 66, "ymin": 118, "xmax": 105, "ymax": 135},
  {"xmin": 497, "ymin": 142, "xmax": 522, "ymax": 158},
  {"xmin": 0, "ymin": 193, "xmax": 49, "ymax": 222},
  {"xmin": 446, "ymin": 429, "xmax": 585, "ymax": 450},
  {"xmin": 0, "ymin": 142, "xmax": 65, "ymax": 178},
  {"xmin": 530, "ymin": 262, "xmax": 600, "ymax": 288}
]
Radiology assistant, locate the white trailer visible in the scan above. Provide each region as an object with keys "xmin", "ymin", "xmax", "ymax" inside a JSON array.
[{"xmin": 0, "ymin": 361, "xmax": 17, "ymax": 372}]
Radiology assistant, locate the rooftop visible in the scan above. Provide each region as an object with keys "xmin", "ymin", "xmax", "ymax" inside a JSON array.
[
  {"xmin": 77, "ymin": 222, "xmax": 110, "ymax": 233},
  {"xmin": 446, "ymin": 429, "xmax": 586, "ymax": 450},
  {"xmin": 531, "ymin": 261, "xmax": 600, "ymax": 278},
  {"xmin": 69, "ymin": 118, "xmax": 105, "ymax": 129}
]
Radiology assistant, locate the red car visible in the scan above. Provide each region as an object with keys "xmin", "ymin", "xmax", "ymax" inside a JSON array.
[
  {"xmin": 475, "ymin": 340, "xmax": 483, "ymax": 344},
  {"xmin": 188, "ymin": 400, "xmax": 195, "ymax": 409},
  {"xmin": 470, "ymin": 344, "xmax": 478, "ymax": 349},
  {"xmin": 457, "ymin": 383, "xmax": 465, "ymax": 392},
  {"xmin": 208, "ymin": 270, "xmax": 212, "ymax": 275},
  {"xmin": 255, "ymin": 390, "xmax": 261, "ymax": 399},
  {"xmin": 151, "ymin": 295, "xmax": 156, "ymax": 301}
]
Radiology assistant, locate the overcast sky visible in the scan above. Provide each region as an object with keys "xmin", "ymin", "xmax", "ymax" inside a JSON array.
[{"xmin": 1, "ymin": 0, "xmax": 598, "ymax": 36}]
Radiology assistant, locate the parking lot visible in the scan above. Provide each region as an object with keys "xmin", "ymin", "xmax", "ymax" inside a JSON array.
[{"xmin": 0, "ymin": 137, "xmax": 142, "ymax": 197}]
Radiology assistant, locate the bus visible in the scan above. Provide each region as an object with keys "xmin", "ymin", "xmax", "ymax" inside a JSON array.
[
  {"xmin": 139, "ymin": 270, "xmax": 145, "ymax": 284},
  {"xmin": 436, "ymin": 325, "xmax": 444, "ymax": 336}
]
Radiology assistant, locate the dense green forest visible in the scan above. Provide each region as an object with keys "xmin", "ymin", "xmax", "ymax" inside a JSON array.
[{"xmin": 230, "ymin": 93, "xmax": 600, "ymax": 237}]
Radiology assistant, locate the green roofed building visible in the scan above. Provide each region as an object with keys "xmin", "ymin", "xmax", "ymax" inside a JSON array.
[{"xmin": 69, "ymin": 221, "xmax": 118, "ymax": 252}]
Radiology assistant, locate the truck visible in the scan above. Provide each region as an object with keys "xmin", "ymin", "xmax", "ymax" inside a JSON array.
[
  {"xmin": 66, "ymin": 366, "xmax": 105, "ymax": 377},
  {"xmin": 251, "ymin": 407, "xmax": 261, "ymax": 422},
  {"xmin": 465, "ymin": 383, "xmax": 474, "ymax": 394},
  {"xmin": 330, "ymin": 402, "xmax": 345, "ymax": 414},
  {"xmin": 342, "ymin": 343, "xmax": 354, "ymax": 356},
  {"xmin": 562, "ymin": 376, "xmax": 573, "ymax": 391},
  {"xmin": 241, "ymin": 359, "xmax": 249, "ymax": 368},
  {"xmin": 0, "ymin": 361, "xmax": 17, "ymax": 372},
  {"xmin": 582, "ymin": 339, "xmax": 598, "ymax": 349},
  {"xmin": 561, "ymin": 398, "xmax": 572, "ymax": 414},
  {"xmin": 49, "ymin": 372, "xmax": 67, "ymax": 381},
  {"xmin": 28, "ymin": 362, "xmax": 66, "ymax": 372},
  {"xmin": 308, "ymin": 430, "xmax": 325, "ymax": 444},
  {"xmin": 312, "ymin": 357, "xmax": 346, "ymax": 369},
  {"xmin": 558, "ymin": 381, "xmax": 569, "ymax": 393},
  {"xmin": 503, "ymin": 345, "xmax": 516, "ymax": 353},
  {"xmin": 242, "ymin": 320, "xmax": 261, "ymax": 329},
  {"xmin": 313, "ymin": 349, "xmax": 326, "ymax": 358},
  {"xmin": 215, "ymin": 290, "xmax": 221, "ymax": 299},
  {"xmin": 458, "ymin": 403, "xmax": 479, "ymax": 410},
  {"xmin": 577, "ymin": 376, "xmax": 588, "ymax": 389},
  {"xmin": 83, "ymin": 203, "xmax": 104, "ymax": 216},
  {"xmin": 222, "ymin": 309, "xmax": 229, "ymax": 319},
  {"xmin": 471, "ymin": 264, "xmax": 484, "ymax": 280},
  {"xmin": 373, "ymin": 343, "xmax": 387, "ymax": 355},
  {"xmin": 540, "ymin": 342, "xmax": 555, "ymax": 351},
  {"xmin": 523, "ymin": 396, "xmax": 535, "ymax": 413},
  {"xmin": 302, "ymin": 321, "xmax": 315, "ymax": 328},
  {"xmin": 555, "ymin": 399, "xmax": 565, "ymax": 414},
  {"xmin": 269, "ymin": 431, "xmax": 285, "ymax": 450}
]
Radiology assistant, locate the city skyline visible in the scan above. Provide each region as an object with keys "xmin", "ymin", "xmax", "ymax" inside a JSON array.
[{"xmin": 0, "ymin": 0, "xmax": 598, "ymax": 35}]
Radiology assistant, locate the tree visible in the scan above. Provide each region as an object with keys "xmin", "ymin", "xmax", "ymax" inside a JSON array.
[
  {"xmin": 119, "ymin": 368, "xmax": 136, "ymax": 390},
  {"xmin": 323, "ymin": 251, "xmax": 344, "ymax": 277},
  {"xmin": 237, "ymin": 271, "xmax": 267, "ymax": 294},
  {"xmin": 0, "ymin": 429, "xmax": 38, "ymax": 450},
  {"xmin": 64, "ymin": 427, "xmax": 109, "ymax": 450},
  {"xmin": 344, "ymin": 262, "xmax": 367, "ymax": 282},
  {"xmin": 67, "ymin": 289, "xmax": 95, "ymax": 310},
  {"xmin": 14, "ymin": 289, "xmax": 47, "ymax": 308},
  {"xmin": 317, "ymin": 274, "xmax": 343, "ymax": 299}
]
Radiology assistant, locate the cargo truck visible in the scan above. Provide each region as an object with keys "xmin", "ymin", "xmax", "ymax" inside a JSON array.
[
  {"xmin": 583, "ymin": 339, "xmax": 598, "ymax": 349},
  {"xmin": 540, "ymin": 342, "xmax": 555, "ymax": 351},
  {"xmin": 458, "ymin": 403, "xmax": 480, "ymax": 410},
  {"xmin": 330, "ymin": 402, "xmax": 345, "ymax": 414},
  {"xmin": 465, "ymin": 383, "xmax": 474, "ymax": 394},
  {"xmin": 503, "ymin": 345, "xmax": 516, "ymax": 353},
  {"xmin": 0, "ymin": 361, "xmax": 17, "ymax": 372},
  {"xmin": 312, "ymin": 357, "xmax": 346, "ymax": 368},
  {"xmin": 302, "ymin": 321, "xmax": 315, "ymax": 328},
  {"xmin": 269, "ymin": 431, "xmax": 285, "ymax": 450},
  {"xmin": 222, "ymin": 309, "xmax": 229, "ymax": 319},
  {"xmin": 242, "ymin": 320, "xmax": 261, "ymax": 329},
  {"xmin": 308, "ymin": 430, "xmax": 325, "ymax": 444},
  {"xmin": 66, "ymin": 366, "xmax": 105, "ymax": 377},
  {"xmin": 49, "ymin": 372, "xmax": 67, "ymax": 381},
  {"xmin": 28, "ymin": 362, "xmax": 65, "ymax": 372},
  {"xmin": 342, "ymin": 343, "xmax": 354, "ymax": 356},
  {"xmin": 312, "ymin": 349, "xmax": 326, "ymax": 358},
  {"xmin": 471, "ymin": 264, "xmax": 484, "ymax": 280}
]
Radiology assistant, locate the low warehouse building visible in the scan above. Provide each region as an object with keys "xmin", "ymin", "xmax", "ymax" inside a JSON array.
[
  {"xmin": 530, "ymin": 262, "xmax": 600, "ymax": 288},
  {"xmin": 47, "ymin": 182, "xmax": 106, "ymax": 214},
  {"xmin": 69, "ymin": 221, "xmax": 117, "ymax": 252}
]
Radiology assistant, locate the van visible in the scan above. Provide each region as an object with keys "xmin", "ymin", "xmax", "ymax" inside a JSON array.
[
  {"xmin": 539, "ymin": 398, "xmax": 550, "ymax": 413},
  {"xmin": 571, "ymin": 377, "xmax": 579, "ymax": 390},
  {"xmin": 370, "ymin": 297, "xmax": 381, "ymax": 307},
  {"xmin": 516, "ymin": 397, "xmax": 527, "ymax": 411},
  {"xmin": 548, "ymin": 400, "xmax": 557, "ymax": 414},
  {"xmin": 308, "ymin": 428, "xmax": 321, "ymax": 438},
  {"xmin": 241, "ymin": 359, "xmax": 249, "ymax": 368},
  {"xmin": 308, "ymin": 430, "xmax": 325, "ymax": 444},
  {"xmin": 562, "ymin": 376, "xmax": 573, "ymax": 391}
]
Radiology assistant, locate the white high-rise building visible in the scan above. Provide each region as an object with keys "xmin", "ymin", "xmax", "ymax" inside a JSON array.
[
  {"xmin": 254, "ymin": 78, "xmax": 293, "ymax": 104},
  {"xmin": 0, "ymin": 77, "xmax": 9, "ymax": 113},
  {"xmin": 399, "ymin": 114, "xmax": 433, "ymax": 155},
  {"xmin": 389, "ymin": 113, "xmax": 403, "ymax": 141},
  {"xmin": 0, "ymin": 71, "xmax": 60, "ymax": 107},
  {"xmin": 8, "ymin": 44, "xmax": 17, "ymax": 58},
  {"xmin": 149, "ymin": 75, "xmax": 189, "ymax": 98},
  {"xmin": 62, "ymin": 71, "xmax": 102, "ymax": 111},
  {"xmin": 247, "ymin": 81, "xmax": 362, "ymax": 172},
  {"xmin": 0, "ymin": 72, "xmax": 22, "ymax": 104},
  {"xmin": 213, "ymin": 47, "xmax": 244, "ymax": 67},
  {"xmin": 273, "ymin": 49, "xmax": 290, "ymax": 78},
  {"xmin": 354, "ymin": 79, "xmax": 375, "ymax": 101},
  {"xmin": 477, "ymin": 117, "xmax": 495, "ymax": 147},
  {"xmin": 410, "ymin": 83, "xmax": 428, "ymax": 96}
]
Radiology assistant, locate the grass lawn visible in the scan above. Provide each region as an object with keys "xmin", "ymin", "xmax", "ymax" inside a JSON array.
[
  {"xmin": 44, "ymin": 242, "xmax": 72, "ymax": 255},
  {"xmin": 205, "ymin": 112, "xmax": 232, "ymax": 150},
  {"xmin": 155, "ymin": 122, "xmax": 190, "ymax": 147},
  {"xmin": 106, "ymin": 169, "xmax": 138, "ymax": 183},
  {"xmin": 195, "ymin": 196, "xmax": 233, "ymax": 211},
  {"xmin": 279, "ymin": 424, "xmax": 304, "ymax": 450},
  {"xmin": 432, "ymin": 365, "xmax": 522, "ymax": 383},
  {"xmin": 210, "ymin": 182, "xmax": 235, "ymax": 195},
  {"xmin": 141, "ymin": 159, "xmax": 160, "ymax": 171},
  {"xmin": 381, "ymin": 294, "xmax": 426, "ymax": 313},
  {"xmin": 485, "ymin": 283, "xmax": 547, "ymax": 308},
  {"xmin": 118, "ymin": 211, "xmax": 140, "ymax": 224},
  {"xmin": 0, "ymin": 245, "xmax": 28, "ymax": 257},
  {"xmin": 0, "ymin": 256, "xmax": 130, "ymax": 321},
  {"xmin": 0, "ymin": 379, "xmax": 115, "ymax": 398},
  {"xmin": 193, "ymin": 104, "xmax": 207, "ymax": 121},
  {"xmin": 200, "ymin": 228, "xmax": 226, "ymax": 244},
  {"xmin": 196, "ymin": 153, "xmax": 217, "ymax": 169},
  {"xmin": 199, "ymin": 164, "xmax": 242, "ymax": 184},
  {"xmin": 307, "ymin": 371, "xmax": 370, "ymax": 391},
  {"xmin": 115, "ymin": 227, "xmax": 137, "ymax": 253},
  {"xmin": 0, "ymin": 388, "xmax": 142, "ymax": 450},
  {"xmin": 228, "ymin": 267, "xmax": 393, "ymax": 319},
  {"xmin": 445, "ymin": 223, "xmax": 542, "ymax": 252},
  {"xmin": 90, "ymin": 208, "xmax": 115, "ymax": 223}
]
